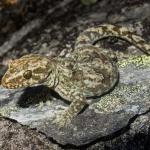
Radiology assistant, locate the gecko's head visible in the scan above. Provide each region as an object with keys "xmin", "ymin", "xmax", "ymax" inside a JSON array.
[{"xmin": 2, "ymin": 54, "xmax": 52, "ymax": 89}]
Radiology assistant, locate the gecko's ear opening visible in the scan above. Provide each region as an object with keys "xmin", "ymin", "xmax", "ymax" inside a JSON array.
[{"xmin": 8, "ymin": 60, "xmax": 13, "ymax": 69}]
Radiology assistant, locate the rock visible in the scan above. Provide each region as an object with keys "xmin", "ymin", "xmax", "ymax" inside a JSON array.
[
  {"xmin": 0, "ymin": 116, "xmax": 62, "ymax": 150},
  {"xmin": 0, "ymin": 0, "xmax": 150, "ymax": 148},
  {"xmin": 87, "ymin": 111, "xmax": 150, "ymax": 150},
  {"xmin": 0, "ymin": 55, "xmax": 149, "ymax": 146}
]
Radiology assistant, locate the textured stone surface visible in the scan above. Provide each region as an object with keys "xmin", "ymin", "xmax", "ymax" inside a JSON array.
[
  {"xmin": 0, "ymin": 117, "xmax": 62, "ymax": 150},
  {"xmin": 0, "ymin": 55, "xmax": 149, "ymax": 146},
  {"xmin": 0, "ymin": 0, "xmax": 150, "ymax": 149}
]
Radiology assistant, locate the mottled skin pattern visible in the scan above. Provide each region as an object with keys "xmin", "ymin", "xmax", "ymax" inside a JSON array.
[{"xmin": 2, "ymin": 24, "xmax": 150, "ymax": 128}]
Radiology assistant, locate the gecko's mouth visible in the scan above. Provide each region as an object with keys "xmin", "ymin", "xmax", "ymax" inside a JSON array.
[
  {"xmin": 2, "ymin": 78, "xmax": 41, "ymax": 89},
  {"xmin": 1, "ymin": 74, "xmax": 30, "ymax": 89},
  {"xmin": 2, "ymin": 78, "xmax": 25, "ymax": 89},
  {"xmin": 1, "ymin": 78, "xmax": 19, "ymax": 89}
]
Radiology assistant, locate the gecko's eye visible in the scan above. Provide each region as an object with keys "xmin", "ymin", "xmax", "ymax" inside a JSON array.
[{"xmin": 23, "ymin": 70, "xmax": 32, "ymax": 79}]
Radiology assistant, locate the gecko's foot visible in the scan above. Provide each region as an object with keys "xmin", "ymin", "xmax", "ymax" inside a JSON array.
[{"xmin": 52, "ymin": 111, "xmax": 72, "ymax": 128}]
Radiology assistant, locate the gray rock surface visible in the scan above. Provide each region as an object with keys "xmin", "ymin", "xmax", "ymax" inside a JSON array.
[
  {"xmin": 0, "ymin": 55, "xmax": 149, "ymax": 146},
  {"xmin": 0, "ymin": 117, "xmax": 62, "ymax": 150},
  {"xmin": 0, "ymin": 0, "xmax": 150, "ymax": 149}
]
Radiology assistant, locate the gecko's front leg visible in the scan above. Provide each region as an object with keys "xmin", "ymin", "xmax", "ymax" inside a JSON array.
[{"xmin": 53, "ymin": 87, "xmax": 87, "ymax": 128}]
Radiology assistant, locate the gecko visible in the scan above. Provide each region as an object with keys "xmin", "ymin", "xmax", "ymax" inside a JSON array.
[{"xmin": 1, "ymin": 24, "xmax": 150, "ymax": 128}]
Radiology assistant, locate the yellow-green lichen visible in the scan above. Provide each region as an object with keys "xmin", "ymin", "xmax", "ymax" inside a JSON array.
[
  {"xmin": 92, "ymin": 82, "xmax": 149, "ymax": 114},
  {"xmin": 92, "ymin": 55, "xmax": 150, "ymax": 114},
  {"xmin": 118, "ymin": 55, "xmax": 150, "ymax": 68},
  {"xmin": 92, "ymin": 95, "xmax": 127, "ymax": 113},
  {"xmin": 119, "ymin": 84, "xmax": 145, "ymax": 95}
]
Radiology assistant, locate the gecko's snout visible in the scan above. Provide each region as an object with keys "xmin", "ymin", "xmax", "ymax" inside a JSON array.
[
  {"xmin": 1, "ymin": 71, "xmax": 22, "ymax": 89},
  {"xmin": 1, "ymin": 75, "xmax": 14, "ymax": 89}
]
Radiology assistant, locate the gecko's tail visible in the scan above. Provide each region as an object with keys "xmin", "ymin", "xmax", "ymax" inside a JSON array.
[{"xmin": 75, "ymin": 24, "xmax": 150, "ymax": 55}]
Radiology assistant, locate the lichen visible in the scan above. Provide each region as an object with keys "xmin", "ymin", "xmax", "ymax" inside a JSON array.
[
  {"xmin": 118, "ymin": 55, "xmax": 150, "ymax": 68},
  {"xmin": 91, "ymin": 55, "xmax": 150, "ymax": 114}
]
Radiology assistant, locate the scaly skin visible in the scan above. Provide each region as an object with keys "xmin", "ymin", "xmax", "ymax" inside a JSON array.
[{"xmin": 1, "ymin": 24, "xmax": 150, "ymax": 128}]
